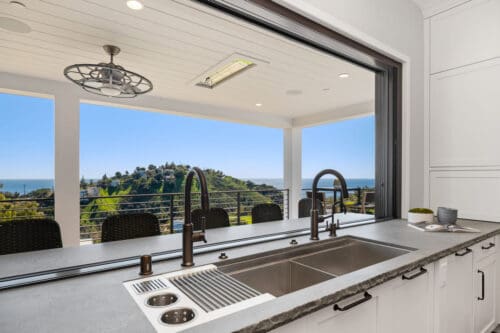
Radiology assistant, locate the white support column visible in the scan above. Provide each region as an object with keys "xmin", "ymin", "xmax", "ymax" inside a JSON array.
[
  {"xmin": 283, "ymin": 127, "xmax": 302, "ymax": 220},
  {"xmin": 54, "ymin": 93, "xmax": 80, "ymax": 247}
]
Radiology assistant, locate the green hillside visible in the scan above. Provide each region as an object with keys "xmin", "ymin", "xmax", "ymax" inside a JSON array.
[{"xmin": 79, "ymin": 163, "xmax": 281, "ymax": 233}]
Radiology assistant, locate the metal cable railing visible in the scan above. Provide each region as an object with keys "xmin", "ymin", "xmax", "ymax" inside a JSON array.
[
  {"xmin": 1, "ymin": 187, "xmax": 375, "ymax": 244},
  {"xmin": 80, "ymin": 189, "xmax": 289, "ymax": 243},
  {"xmin": 0, "ymin": 197, "xmax": 55, "ymax": 222},
  {"xmin": 301, "ymin": 187, "xmax": 376, "ymax": 215}
]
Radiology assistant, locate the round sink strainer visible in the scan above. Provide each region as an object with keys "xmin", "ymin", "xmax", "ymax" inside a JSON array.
[
  {"xmin": 161, "ymin": 308, "xmax": 195, "ymax": 325},
  {"xmin": 146, "ymin": 293, "xmax": 178, "ymax": 307}
]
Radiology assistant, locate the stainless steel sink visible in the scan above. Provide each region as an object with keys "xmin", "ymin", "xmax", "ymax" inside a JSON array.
[
  {"xmin": 293, "ymin": 239, "xmax": 410, "ymax": 276},
  {"xmin": 217, "ymin": 236, "xmax": 412, "ymax": 297},
  {"xmin": 227, "ymin": 260, "xmax": 334, "ymax": 297}
]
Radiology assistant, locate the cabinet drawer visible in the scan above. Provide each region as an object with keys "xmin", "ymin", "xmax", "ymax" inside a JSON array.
[
  {"xmin": 472, "ymin": 237, "xmax": 497, "ymax": 262},
  {"xmin": 271, "ymin": 289, "xmax": 378, "ymax": 333}
]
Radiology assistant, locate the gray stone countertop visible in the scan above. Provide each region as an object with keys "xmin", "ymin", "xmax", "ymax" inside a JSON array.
[{"xmin": 1, "ymin": 218, "xmax": 499, "ymax": 333}]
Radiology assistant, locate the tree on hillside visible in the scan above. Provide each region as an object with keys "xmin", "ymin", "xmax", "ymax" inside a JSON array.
[
  {"xmin": 0, "ymin": 192, "xmax": 45, "ymax": 222},
  {"xmin": 80, "ymin": 177, "xmax": 87, "ymax": 189}
]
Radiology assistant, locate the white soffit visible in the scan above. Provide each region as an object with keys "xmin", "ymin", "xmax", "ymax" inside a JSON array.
[
  {"xmin": 411, "ymin": 0, "xmax": 471, "ymax": 17},
  {"xmin": 0, "ymin": 0, "xmax": 375, "ymax": 123}
]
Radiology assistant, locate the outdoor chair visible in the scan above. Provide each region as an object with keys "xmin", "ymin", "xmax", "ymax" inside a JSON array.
[
  {"xmin": 306, "ymin": 191, "xmax": 326, "ymax": 203},
  {"xmin": 101, "ymin": 212, "xmax": 160, "ymax": 242},
  {"xmin": 191, "ymin": 208, "xmax": 230, "ymax": 230},
  {"xmin": 298, "ymin": 198, "xmax": 325, "ymax": 218},
  {"xmin": 0, "ymin": 218, "xmax": 63, "ymax": 255},
  {"xmin": 251, "ymin": 203, "xmax": 283, "ymax": 223},
  {"xmin": 350, "ymin": 191, "xmax": 376, "ymax": 214}
]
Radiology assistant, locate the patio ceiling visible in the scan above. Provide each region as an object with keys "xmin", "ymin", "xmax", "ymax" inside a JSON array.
[{"xmin": 0, "ymin": 0, "xmax": 374, "ymax": 126}]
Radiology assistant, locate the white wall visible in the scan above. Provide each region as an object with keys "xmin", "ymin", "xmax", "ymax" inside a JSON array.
[{"xmin": 276, "ymin": 0, "xmax": 425, "ymax": 212}]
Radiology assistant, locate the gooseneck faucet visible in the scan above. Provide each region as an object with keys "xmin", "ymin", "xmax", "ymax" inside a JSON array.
[
  {"xmin": 310, "ymin": 169, "xmax": 349, "ymax": 240},
  {"xmin": 181, "ymin": 167, "xmax": 209, "ymax": 267}
]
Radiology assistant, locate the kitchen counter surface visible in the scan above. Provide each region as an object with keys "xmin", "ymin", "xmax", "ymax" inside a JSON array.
[{"xmin": 1, "ymin": 218, "xmax": 500, "ymax": 332}]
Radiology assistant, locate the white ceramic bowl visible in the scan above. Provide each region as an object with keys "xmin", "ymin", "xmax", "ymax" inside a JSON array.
[{"xmin": 407, "ymin": 212, "xmax": 434, "ymax": 224}]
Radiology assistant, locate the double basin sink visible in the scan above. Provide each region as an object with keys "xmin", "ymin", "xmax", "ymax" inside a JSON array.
[{"xmin": 216, "ymin": 236, "xmax": 413, "ymax": 297}]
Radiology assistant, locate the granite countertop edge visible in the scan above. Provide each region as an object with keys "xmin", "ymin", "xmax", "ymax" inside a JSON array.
[{"xmin": 234, "ymin": 228, "xmax": 500, "ymax": 333}]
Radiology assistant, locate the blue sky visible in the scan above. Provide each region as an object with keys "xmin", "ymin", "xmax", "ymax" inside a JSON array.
[
  {"xmin": 0, "ymin": 93, "xmax": 374, "ymax": 179},
  {"xmin": 0, "ymin": 93, "xmax": 55, "ymax": 179},
  {"xmin": 302, "ymin": 116, "xmax": 375, "ymax": 178}
]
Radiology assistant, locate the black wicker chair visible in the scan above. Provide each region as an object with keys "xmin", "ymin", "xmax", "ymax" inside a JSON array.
[
  {"xmin": 191, "ymin": 208, "xmax": 230, "ymax": 230},
  {"xmin": 251, "ymin": 203, "xmax": 283, "ymax": 224},
  {"xmin": 101, "ymin": 213, "xmax": 160, "ymax": 242},
  {"xmin": 298, "ymin": 198, "xmax": 324, "ymax": 218},
  {"xmin": 0, "ymin": 218, "xmax": 63, "ymax": 255}
]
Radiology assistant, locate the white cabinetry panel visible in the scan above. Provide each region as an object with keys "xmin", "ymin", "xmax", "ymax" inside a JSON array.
[
  {"xmin": 378, "ymin": 265, "xmax": 433, "ymax": 333},
  {"xmin": 434, "ymin": 253, "xmax": 474, "ymax": 333},
  {"xmin": 430, "ymin": 170, "xmax": 500, "ymax": 221},
  {"xmin": 271, "ymin": 290, "xmax": 378, "ymax": 333},
  {"xmin": 430, "ymin": 0, "xmax": 500, "ymax": 73},
  {"xmin": 430, "ymin": 59, "xmax": 500, "ymax": 168},
  {"xmin": 474, "ymin": 254, "xmax": 497, "ymax": 333}
]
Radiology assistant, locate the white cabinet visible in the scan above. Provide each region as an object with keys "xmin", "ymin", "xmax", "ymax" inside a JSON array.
[
  {"xmin": 378, "ymin": 264, "xmax": 434, "ymax": 333},
  {"xmin": 434, "ymin": 250, "xmax": 474, "ymax": 333},
  {"xmin": 429, "ymin": 170, "xmax": 500, "ymax": 222},
  {"xmin": 430, "ymin": 0, "xmax": 500, "ymax": 73},
  {"xmin": 473, "ymin": 240, "xmax": 497, "ymax": 333},
  {"xmin": 429, "ymin": 58, "xmax": 500, "ymax": 168},
  {"xmin": 271, "ymin": 288, "xmax": 379, "ymax": 333}
]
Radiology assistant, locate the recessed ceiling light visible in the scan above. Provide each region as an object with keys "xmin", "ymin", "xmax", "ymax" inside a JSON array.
[
  {"xmin": 339, "ymin": 73, "xmax": 350, "ymax": 79},
  {"xmin": 0, "ymin": 17, "xmax": 31, "ymax": 33},
  {"xmin": 255, "ymin": 103, "xmax": 263, "ymax": 107},
  {"xmin": 9, "ymin": 1, "xmax": 26, "ymax": 9},
  {"xmin": 197, "ymin": 59, "xmax": 255, "ymax": 89},
  {"xmin": 126, "ymin": 0, "xmax": 144, "ymax": 10}
]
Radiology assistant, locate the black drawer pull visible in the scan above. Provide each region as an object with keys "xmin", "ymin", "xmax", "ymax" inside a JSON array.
[
  {"xmin": 402, "ymin": 267, "xmax": 427, "ymax": 280},
  {"xmin": 481, "ymin": 243, "xmax": 495, "ymax": 250},
  {"xmin": 478, "ymin": 270, "xmax": 485, "ymax": 301},
  {"xmin": 455, "ymin": 248, "xmax": 472, "ymax": 256},
  {"xmin": 333, "ymin": 292, "xmax": 372, "ymax": 312}
]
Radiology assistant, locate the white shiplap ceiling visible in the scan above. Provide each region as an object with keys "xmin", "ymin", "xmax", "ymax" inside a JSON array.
[{"xmin": 0, "ymin": 0, "xmax": 374, "ymax": 120}]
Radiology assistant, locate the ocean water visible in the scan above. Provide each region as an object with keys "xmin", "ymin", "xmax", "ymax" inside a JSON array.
[
  {"xmin": 0, "ymin": 178, "xmax": 375, "ymax": 195},
  {"xmin": 0, "ymin": 179, "xmax": 54, "ymax": 194},
  {"xmin": 247, "ymin": 178, "xmax": 375, "ymax": 190}
]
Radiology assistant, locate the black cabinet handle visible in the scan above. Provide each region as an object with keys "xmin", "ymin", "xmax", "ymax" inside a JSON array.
[
  {"xmin": 455, "ymin": 248, "xmax": 472, "ymax": 256},
  {"xmin": 478, "ymin": 270, "xmax": 485, "ymax": 301},
  {"xmin": 481, "ymin": 243, "xmax": 495, "ymax": 250},
  {"xmin": 402, "ymin": 267, "xmax": 427, "ymax": 280},
  {"xmin": 333, "ymin": 292, "xmax": 372, "ymax": 312}
]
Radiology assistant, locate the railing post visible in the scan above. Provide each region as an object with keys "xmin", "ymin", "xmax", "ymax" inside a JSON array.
[
  {"xmin": 237, "ymin": 191, "xmax": 241, "ymax": 225},
  {"xmin": 170, "ymin": 195, "xmax": 175, "ymax": 234},
  {"xmin": 286, "ymin": 189, "xmax": 289, "ymax": 219},
  {"xmin": 357, "ymin": 187, "xmax": 362, "ymax": 205}
]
